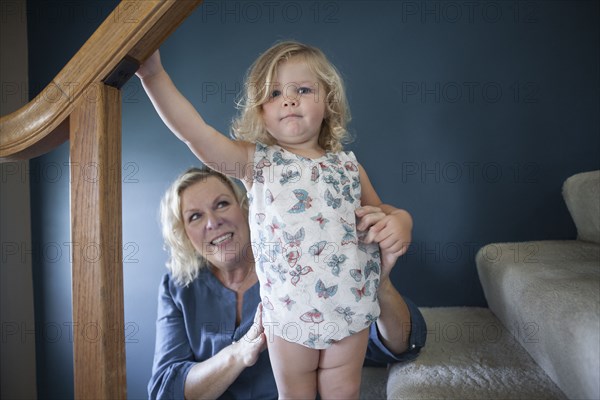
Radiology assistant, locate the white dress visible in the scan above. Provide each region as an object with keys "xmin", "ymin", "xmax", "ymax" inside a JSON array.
[{"xmin": 248, "ymin": 143, "xmax": 381, "ymax": 349}]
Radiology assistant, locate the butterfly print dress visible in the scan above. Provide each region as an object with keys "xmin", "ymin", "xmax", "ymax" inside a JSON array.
[{"xmin": 248, "ymin": 143, "xmax": 381, "ymax": 349}]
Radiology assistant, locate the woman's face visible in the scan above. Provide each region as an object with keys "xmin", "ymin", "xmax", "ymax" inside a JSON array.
[{"xmin": 180, "ymin": 176, "xmax": 251, "ymax": 270}]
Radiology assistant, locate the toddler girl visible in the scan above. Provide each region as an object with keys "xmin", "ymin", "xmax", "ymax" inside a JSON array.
[{"xmin": 138, "ymin": 40, "xmax": 408, "ymax": 399}]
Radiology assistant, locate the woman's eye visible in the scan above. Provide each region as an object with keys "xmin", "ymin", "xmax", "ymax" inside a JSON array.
[
  {"xmin": 216, "ymin": 201, "xmax": 230, "ymax": 209},
  {"xmin": 298, "ymin": 87, "xmax": 312, "ymax": 95},
  {"xmin": 188, "ymin": 213, "xmax": 201, "ymax": 223}
]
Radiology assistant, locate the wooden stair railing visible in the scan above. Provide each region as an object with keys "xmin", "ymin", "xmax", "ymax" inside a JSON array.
[{"xmin": 0, "ymin": 1, "xmax": 203, "ymax": 398}]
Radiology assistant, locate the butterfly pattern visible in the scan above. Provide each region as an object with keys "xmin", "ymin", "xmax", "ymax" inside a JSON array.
[
  {"xmin": 265, "ymin": 189, "xmax": 275, "ymax": 205},
  {"xmin": 349, "ymin": 269, "xmax": 363, "ymax": 282},
  {"xmin": 283, "ymin": 228, "xmax": 305, "ymax": 246},
  {"xmin": 311, "ymin": 165, "xmax": 320, "ymax": 182},
  {"xmin": 335, "ymin": 306, "xmax": 355, "ymax": 325},
  {"xmin": 303, "ymin": 332, "xmax": 322, "ymax": 348},
  {"xmin": 326, "ymin": 254, "xmax": 347, "ymax": 277},
  {"xmin": 279, "ymin": 295, "xmax": 296, "ymax": 310},
  {"xmin": 288, "ymin": 189, "xmax": 312, "ymax": 213},
  {"xmin": 340, "ymin": 217, "xmax": 358, "ymax": 245},
  {"xmin": 311, "ymin": 213, "xmax": 329, "ymax": 229},
  {"xmin": 350, "ymin": 281, "xmax": 372, "ymax": 302},
  {"xmin": 248, "ymin": 143, "xmax": 381, "ymax": 349},
  {"xmin": 289, "ymin": 265, "xmax": 313, "ymax": 286},
  {"xmin": 308, "ymin": 240, "xmax": 327, "ymax": 259},
  {"xmin": 300, "ymin": 308, "xmax": 324, "ymax": 323},
  {"xmin": 251, "ymin": 143, "xmax": 271, "ymax": 184},
  {"xmin": 270, "ymin": 264, "xmax": 288, "ymax": 283},
  {"xmin": 280, "ymin": 169, "xmax": 300, "ymax": 185},
  {"xmin": 315, "ymin": 279, "xmax": 338, "ymax": 299},
  {"xmin": 256, "ymin": 229, "xmax": 282, "ymax": 266},
  {"xmin": 266, "ymin": 216, "xmax": 285, "ymax": 238},
  {"xmin": 342, "ymin": 185, "xmax": 354, "ymax": 203},
  {"xmin": 364, "ymin": 259, "xmax": 380, "ymax": 279},
  {"xmin": 324, "ymin": 189, "xmax": 341, "ymax": 210}
]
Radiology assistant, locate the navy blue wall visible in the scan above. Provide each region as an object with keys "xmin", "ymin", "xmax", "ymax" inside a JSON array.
[{"xmin": 24, "ymin": 1, "xmax": 599, "ymax": 398}]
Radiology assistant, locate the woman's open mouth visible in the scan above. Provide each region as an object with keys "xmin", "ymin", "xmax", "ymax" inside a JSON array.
[{"xmin": 211, "ymin": 233, "xmax": 233, "ymax": 245}]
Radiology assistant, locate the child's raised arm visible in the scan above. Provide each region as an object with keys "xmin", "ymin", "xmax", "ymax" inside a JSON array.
[{"xmin": 136, "ymin": 50, "xmax": 253, "ymax": 180}]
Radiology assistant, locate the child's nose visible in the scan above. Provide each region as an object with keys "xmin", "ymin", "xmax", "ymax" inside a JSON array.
[{"xmin": 282, "ymin": 97, "xmax": 298, "ymax": 107}]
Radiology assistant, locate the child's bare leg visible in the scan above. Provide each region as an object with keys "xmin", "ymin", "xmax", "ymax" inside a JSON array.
[
  {"xmin": 268, "ymin": 334, "xmax": 319, "ymax": 399},
  {"xmin": 317, "ymin": 328, "xmax": 370, "ymax": 400}
]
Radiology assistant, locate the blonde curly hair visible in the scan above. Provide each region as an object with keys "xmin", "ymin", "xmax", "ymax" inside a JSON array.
[
  {"xmin": 232, "ymin": 40, "xmax": 352, "ymax": 152},
  {"xmin": 160, "ymin": 167, "xmax": 248, "ymax": 286}
]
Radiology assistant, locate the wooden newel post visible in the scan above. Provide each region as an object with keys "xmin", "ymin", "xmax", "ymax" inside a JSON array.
[{"xmin": 69, "ymin": 83, "xmax": 126, "ymax": 398}]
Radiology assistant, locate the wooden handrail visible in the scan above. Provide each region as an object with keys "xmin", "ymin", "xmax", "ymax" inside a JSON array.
[
  {"xmin": 0, "ymin": 1, "xmax": 203, "ymax": 398},
  {"xmin": 0, "ymin": 0, "xmax": 202, "ymax": 160}
]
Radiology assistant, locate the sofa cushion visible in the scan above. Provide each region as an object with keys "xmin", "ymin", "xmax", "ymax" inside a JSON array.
[
  {"xmin": 476, "ymin": 241, "xmax": 600, "ymax": 400},
  {"xmin": 563, "ymin": 170, "xmax": 600, "ymax": 244},
  {"xmin": 387, "ymin": 307, "xmax": 565, "ymax": 399}
]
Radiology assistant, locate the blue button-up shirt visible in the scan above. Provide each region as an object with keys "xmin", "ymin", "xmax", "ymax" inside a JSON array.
[{"xmin": 148, "ymin": 269, "xmax": 426, "ymax": 399}]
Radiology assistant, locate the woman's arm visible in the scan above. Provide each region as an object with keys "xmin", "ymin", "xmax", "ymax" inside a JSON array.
[
  {"xmin": 149, "ymin": 277, "xmax": 266, "ymax": 400},
  {"xmin": 183, "ymin": 307, "xmax": 266, "ymax": 399},
  {"xmin": 358, "ymin": 204, "xmax": 414, "ymax": 354},
  {"xmin": 137, "ymin": 51, "xmax": 253, "ymax": 180},
  {"xmin": 357, "ymin": 164, "xmax": 415, "ymax": 353},
  {"xmin": 370, "ymin": 276, "xmax": 412, "ymax": 354}
]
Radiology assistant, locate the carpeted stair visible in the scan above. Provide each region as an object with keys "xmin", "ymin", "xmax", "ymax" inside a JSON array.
[{"xmin": 361, "ymin": 171, "xmax": 600, "ymax": 399}]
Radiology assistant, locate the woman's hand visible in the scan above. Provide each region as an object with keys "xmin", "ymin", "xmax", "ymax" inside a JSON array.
[
  {"xmin": 183, "ymin": 304, "xmax": 267, "ymax": 399},
  {"xmin": 136, "ymin": 50, "xmax": 165, "ymax": 80},
  {"xmin": 232, "ymin": 303, "xmax": 267, "ymax": 367},
  {"xmin": 356, "ymin": 206, "xmax": 412, "ymax": 282},
  {"xmin": 356, "ymin": 206, "xmax": 414, "ymax": 354}
]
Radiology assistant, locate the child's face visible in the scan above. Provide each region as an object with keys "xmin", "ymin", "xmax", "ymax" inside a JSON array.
[{"xmin": 261, "ymin": 59, "xmax": 326, "ymax": 152}]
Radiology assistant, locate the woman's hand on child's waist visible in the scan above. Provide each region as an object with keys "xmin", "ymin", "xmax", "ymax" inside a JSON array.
[{"xmin": 355, "ymin": 205, "xmax": 412, "ymax": 274}]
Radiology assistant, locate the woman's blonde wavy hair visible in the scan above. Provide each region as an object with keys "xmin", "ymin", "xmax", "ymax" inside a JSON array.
[
  {"xmin": 160, "ymin": 167, "xmax": 248, "ymax": 287},
  {"xmin": 232, "ymin": 41, "xmax": 352, "ymax": 152}
]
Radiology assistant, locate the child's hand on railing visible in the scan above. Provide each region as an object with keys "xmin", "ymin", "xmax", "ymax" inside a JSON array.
[{"xmin": 136, "ymin": 50, "xmax": 164, "ymax": 80}]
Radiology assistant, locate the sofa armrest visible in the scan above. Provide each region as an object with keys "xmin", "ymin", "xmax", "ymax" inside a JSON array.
[{"xmin": 563, "ymin": 170, "xmax": 600, "ymax": 244}]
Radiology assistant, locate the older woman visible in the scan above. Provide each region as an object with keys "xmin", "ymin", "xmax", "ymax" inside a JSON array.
[{"xmin": 148, "ymin": 167, "xmax": 426, "ymax": 399}]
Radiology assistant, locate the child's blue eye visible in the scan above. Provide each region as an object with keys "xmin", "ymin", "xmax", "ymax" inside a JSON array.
[
  {"xmin": 271, "ymin": 90, "xmax": 282, "ymax": 98},
  {"xmin": 298, "ymin": 87, "xmax": 312, "ymax": 95}
]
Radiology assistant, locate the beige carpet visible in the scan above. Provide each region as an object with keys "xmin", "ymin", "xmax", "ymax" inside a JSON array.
[{"xmin": 386, "ymin": 307, "xmax": 566, "ymax": 399}]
